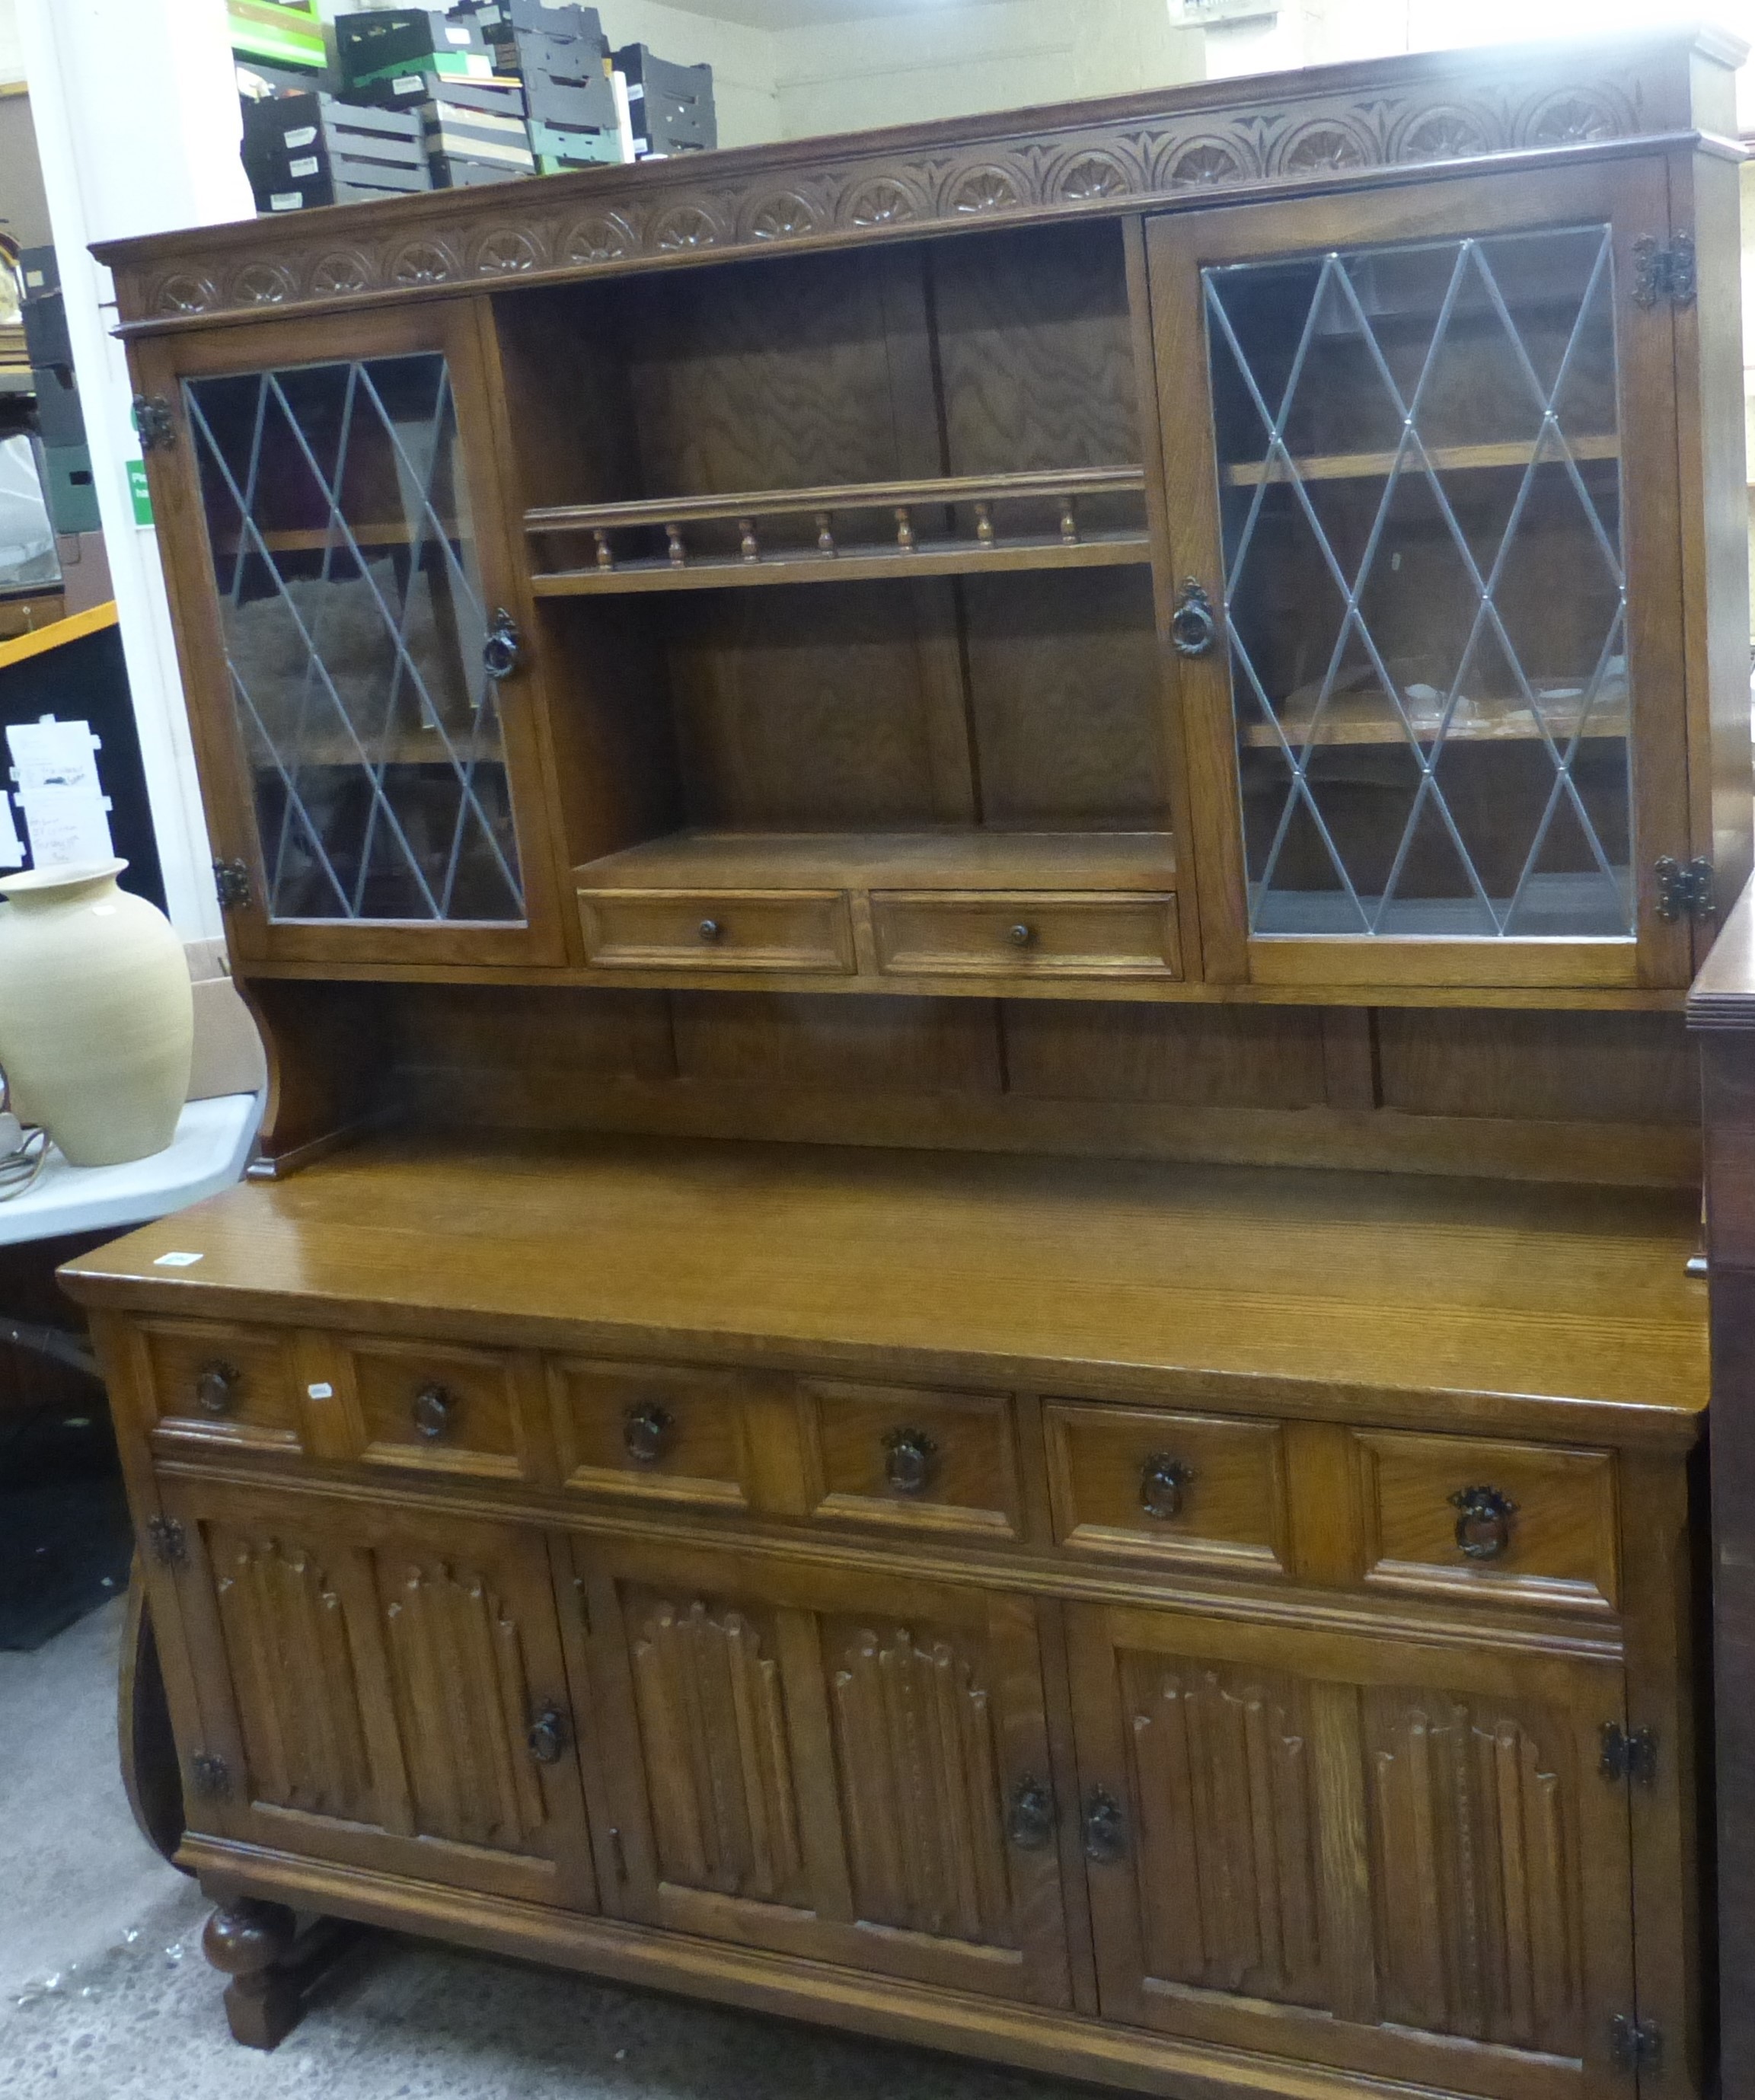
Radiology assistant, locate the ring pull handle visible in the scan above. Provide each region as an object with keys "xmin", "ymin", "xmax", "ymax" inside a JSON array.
[
  {"xmin": 193, "ymin": 1360, "xmax": 243, "ymax": 1417},
  {"xmin": 483, "ymin": 607, "xmax": 521, "ymax": 682},
  {"xmin": 1450, "ymin": 1484, "xmax": 1517, "ymax": 1561},
  {"xmin": 883, "ymin": 1426, "xmax": 937, "ymax": 1496},
  {"xmin": 1006, "ymin": 1777, "xmax": 1055, "ymax": 1851},
  {"xmin": 411, "ymin": 1382, "xmax": 456, "ymax": 1441},
  {"xmin": 526, "ymin": 1703, "xmax": 568, "ymax": 1765},
  {"xmin": 623, "ymin": 1403, "xmax": 673, "ymax": 1467},
  {"xmin": 1170, "ymin": 578, "xmax": 1217, "ymax": 659},
  {"xmin": 1083, "ymin": 1786, "xmax": 1127, "ymax": 1863},
  {"xmin": 1140, "ymin": 1453, "xmax": 1195, "ymax": 1521}
]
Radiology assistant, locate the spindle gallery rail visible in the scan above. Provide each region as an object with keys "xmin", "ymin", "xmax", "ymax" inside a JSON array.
[{"xmin": 523, "ymin": 467, "xmax": 1150, "ymax": 593}]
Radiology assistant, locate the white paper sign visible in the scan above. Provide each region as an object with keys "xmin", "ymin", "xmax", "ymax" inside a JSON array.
[
  {"xmin": 0, "ymin": 793, "xmax": 21, "ymax": 870},
  {"xmin": 7, "ymin": 716, "xmax": 115, "ymax": 868}
]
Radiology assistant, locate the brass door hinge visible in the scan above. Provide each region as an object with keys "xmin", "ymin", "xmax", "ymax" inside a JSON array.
[
  {"xmin": 1610, "ymin": 2014, "xmax": 1662, "ymax": 2074},
  {"xmin": 145, "ymin": 1514, "xmax": 187, "ymax": 1569},
  {"xmin": 132, "ymin": 394, "xmax": 177, "ymax": 451},
  {"xmin": 1600, "ymin": 1722, "xmax": 1658, "ymax": 1789},
  {"xmin": 213, "ymin": 858, "xmax": 253, "ymax": 911},
  {"xmin": 1654, "ymin": 855, "xmax": 1713, "ymax": 923},
  {"xmin": 1632, "ymin": 234, "xmax": 1696, "ymax": 310}
]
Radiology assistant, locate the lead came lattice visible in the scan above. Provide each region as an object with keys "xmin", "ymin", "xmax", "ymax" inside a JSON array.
[
  {"xmin": 1205, "ymin": 224, "xmax": 1633, "ymax": 940},
  {"xmin": 187, "ymin": 352, "xmax": 525, "ymax": 925}
]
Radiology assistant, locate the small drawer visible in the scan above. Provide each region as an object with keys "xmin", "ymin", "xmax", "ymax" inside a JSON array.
[
  {"xmin": 550, "ymin": 1358, "xmax": 790, "ymax": 1511},
  {"xmin": 871, "ymin": 891, "xmax": 1179, "ymax": 978},
  {"xmin": 1352, "ymin": 1431, "xmax": 1619, "ymax": 1611},
  {"xmin": 579, "ymin": 888, "xmax": 854, "ymax": 974},
  {"xmin": 140, "ymin": 1320, "xmax": 303, "ymax": 1454},
  {"xmin": 801, "ymin": 1380, "xmax": 1022, "ymax": 1538},
  {"xmin": 336, "ymin": 1336, "xmax": 533, "ymax": 1481},
  {"xmin": 1045, "ymin": 1402, "xmax": 1288, "ymax": 1572}
]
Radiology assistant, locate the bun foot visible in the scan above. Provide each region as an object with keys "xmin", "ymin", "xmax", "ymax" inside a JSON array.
[{"xmin": 203, "ymin": 1898, "xmax": 302, "ymax": 2048}]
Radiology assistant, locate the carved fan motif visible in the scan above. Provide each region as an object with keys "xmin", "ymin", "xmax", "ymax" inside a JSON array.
[
  {"xmin": 1163, "ymin": 139, "xmax": 1247, "ymax": 188},
  {"xmin": 748, "ymin": 192, "xmax": 818, "ymax": 241},
  {"xmin": 389, "ymin": 240, "xmax": 457, "ymax": 287},
  {"xmin": 474, "ymin": 228, "xmax": 540, "ymax": 275},
  {"xmin": 308, "ymin": 251, "xmax": 372, "ymax": 298},
  {"xmin": 1392, "ymin": 106, "xmax": 1494, "ymax": 162},
  {"xmin": 653, "ymin": 205, "xmax": 721, "ymax": 251},
  {"xmin": 1520, "ymin": 90, "xmax": 1620, "ymax": 146},
  {"xmin": 946, "ymin": 165, "xmax": 1023, "ymax": 215},
  {"xmin": 562, "ymin": 214, "xmax": 635, "ymax": 264},
  {"xmin": 155, "ymin": 272, "xmax": 219, "ymax": 317},
  {"xmin": 231, "ymin": 263, "xmax": 294, "ymax": 307},
  {"xmin": 1052, "ymin": 152, "xmax": 1132, "ymax": 203},
  {"xmin": 1278, "ymin": 121, "xmax": 1371, "ymax": 174},
  {"xmin": 844, "ymin": 175, "xmax": 920, "ymax": 228}
]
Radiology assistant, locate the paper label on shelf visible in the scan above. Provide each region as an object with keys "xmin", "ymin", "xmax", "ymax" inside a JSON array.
[
  {"xmin": 270, "ymin": 192, "xmax": 304, "ymax": 211},
  {"xmin": 392, "ymin": 75, "xmax": 422, "ymax": 92},
  {"xmin": 289, "ymin": 155, "xmax": 321, "ymax": 177},
  {"xmin": 0, "ymin": 793, "xmax": 21, "ymax": 870},
  {"xmin": 153, "ymin": 1251, "xmax": 203, "ymax": 1268},
  {"xmin": 446, "ymin": 23, "xmax": 471, "ymax": 40},
  {"xmin": 283, "ymin": 126, "xmax": 318, "ymax": 148}
]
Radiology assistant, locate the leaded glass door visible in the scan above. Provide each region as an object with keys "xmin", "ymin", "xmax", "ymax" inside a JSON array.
[
  {"xmin": 1148, "ymin": 160, "xmax": 1693, "ymax": 990},
  {"xmin": 139, "ymin": 304, "xmax": 562, "ymax": 965}
]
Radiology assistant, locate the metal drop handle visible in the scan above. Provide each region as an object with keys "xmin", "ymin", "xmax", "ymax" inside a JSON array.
[
  {"xmin": 1450, "ymin": 1484, "xmax": 1517, "ymax": 1561},
  {"xmin": 483, "ymin": 607, "xmax": 521, "ymax": 681},
  {"xmin": 1170, "ymin": 577, "xmax": 1217, "ymax": 659},
  {"xmin": 1006, "ymin": 1778, "xmax": 1055, "ymax": 1851},
  {"xmin": 411, "ymin": 1382, "xmax": 456, "ymax": 1441},
  {"xmin": 1140, "ymin": 1453, "xmax": 1194, "ymax": 1521},
  {"xmin": 624, "ymin": 1403, "xmax": 672, "ymax": 1466},
  {"xmin": 194, "ymin": 1361, "xmax": 242, "ymax": 1417},
  {"xmin": 1083, "ymin": 1786, "xmax": 1127, "ymax": 1863},
  {"xmin": 527, "ymin": 1704, "xmax": 568, "ymax": 1765},
  {"xmin": 883, "ymin": 1426, "xmax": 937, "ymax": 1495}
]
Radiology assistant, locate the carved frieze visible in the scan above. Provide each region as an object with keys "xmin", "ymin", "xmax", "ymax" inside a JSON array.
[{"xmin": 99, "ymin": 37, "xmax": 1699, "ymax": 330}]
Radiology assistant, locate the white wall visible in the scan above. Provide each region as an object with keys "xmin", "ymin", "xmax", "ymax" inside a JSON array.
[
  {"xmin": 598, "ymin": 0, "xmax": 781, "ymax": 147},
  {"xmin": 14, "ymin": 0, "xmax": 254, "ymax": 937}
]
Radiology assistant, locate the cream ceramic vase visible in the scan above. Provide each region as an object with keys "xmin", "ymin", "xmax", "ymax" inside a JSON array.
[{"xmin": 0, "ymin": 859, "xmax": 193, "ymax": 1166}]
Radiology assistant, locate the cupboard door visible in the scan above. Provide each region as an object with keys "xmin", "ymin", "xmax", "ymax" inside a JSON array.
[
  {"xmin": 159, "ymin": 1480, "xmax": 595, "ymax": 1909},
  {"xmin": 1069, "ymin": 1604, "xmax": 1634, "ymax": 2100},
  {"xmin": 132, "ymin": 300, "xmax": 563, "ymax": 968},
  {"xmin": 1148, "ymin": 157, "xmax": 1692, "ymax": 991},
  {"xmin": 573, "ymin": 1534, "xmax": 1071, "ymax": 2006}
]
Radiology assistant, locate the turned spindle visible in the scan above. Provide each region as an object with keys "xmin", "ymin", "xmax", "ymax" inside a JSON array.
[
  {"xmin": 1060, "ymin": 496, "xmax": 1080, "ymax": 545},
  {"xmin": 895, "ymin": 506, "xmax": 916, "ymax": 552},
  {"xmin": 975, "ymin": 501, "xmax": 995, "ymax": 547},
  {"xmin": 739, "ymin": 516, "xmax": 760, "ymax": 563},
  {"xmin": 665, "ymin": 524, "xmax": 686, "ymax": 567},
  {"xmin": 592, "ymin": 528, "xmax": 614, "ymax": 570},
  {"xmin": 815, "ymin": 511, "xmax": 836, "ymax": 555}
]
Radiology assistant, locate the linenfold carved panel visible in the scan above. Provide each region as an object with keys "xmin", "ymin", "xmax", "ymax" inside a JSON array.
[
  {"xmin": 1365, "ymin": 1690, "xmax": 1579, "ymax": 2057},
  {"xmin": 381, "ymin": 1558, "xmax": 550, "ymax": 1852},
  {"xmin": 213, "ymin": 1530, "xmax": 375, "ymax": 1824},
  {"xmin": 828, "ymin": 1620, "xmax": 1014, "ymax": 1946},
  {"xmin": 110, "ymin": 42, "xmax": 1676, "ymax": 329},
  {"xmin": 627, "ymin": 1592, "xmax": 809, "ymax": 1904},
  {"xmin": 1123, "ymin": 1659, "xmax": 1326, "ymax": 2006}
]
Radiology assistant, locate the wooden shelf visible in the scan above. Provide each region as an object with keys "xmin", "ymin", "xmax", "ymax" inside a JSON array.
[
  {"xmin": 532, "ymin": 531, "xmax": 1150, "ymax": 595},
  {"xmin": 212, "ymin": 523, "xmax": 462, "ymax": 555},
  {"xmin": 1222, "ymin": 432, "xmax": 1619, "ymax": 489},
  {"xmin": 573, "ymin": 828, "xmax": 1176, "ymax": 893},
  {"xmin": 1241, "ymin": 688, "xmax": 1629, "ymax": 750},
  {"xmin": 252, "ymin": 732, "xmax": 506, "ymax": 768}
]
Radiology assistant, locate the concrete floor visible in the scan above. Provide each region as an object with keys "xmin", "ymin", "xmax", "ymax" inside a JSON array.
[{"xmin": 0, "ymin": 1600, "xmax": 1093, "ymax": 2100}]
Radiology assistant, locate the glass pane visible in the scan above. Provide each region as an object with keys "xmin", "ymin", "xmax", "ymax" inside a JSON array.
[
  {"xmin": 1205, "ymin": 225, "xmax": 1630, "ymax": 940},
  {"xmin": 187, "ymin": 352, "xmax": 524, "ymax": 924}
]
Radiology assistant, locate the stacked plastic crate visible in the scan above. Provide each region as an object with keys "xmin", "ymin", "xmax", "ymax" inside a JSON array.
[{"xmin": 337, "ymin": 10, "xmax": 535, "ymax": 189}]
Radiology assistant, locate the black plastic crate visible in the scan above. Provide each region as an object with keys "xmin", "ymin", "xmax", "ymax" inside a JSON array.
[
  {"xmin": 522, "ymin": 36, "xmax": 615, "ymax": 131},
  {"xmin": 613, "ymin": 43, "xmax": 714, "ymax": 155},
  {"xmin": 333, "ymin": 8, "xmax": 494, "ymax": 86},
  {"xmin": 244, "ymin": 93, "xmax": 432, "ymax": 211}
]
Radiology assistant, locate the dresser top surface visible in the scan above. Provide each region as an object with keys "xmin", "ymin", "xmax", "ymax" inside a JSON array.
[{"xmin": 61, "ymin": 1136, "xmax": 1706, "ymax": 1438}]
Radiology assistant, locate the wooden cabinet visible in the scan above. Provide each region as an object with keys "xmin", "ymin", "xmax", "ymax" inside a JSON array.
[
  {"xmin": 573, "ymin": 1533, "xmax": 1071, "ymax": 2008},
  {"xmin": 154, "ymin": 1478, "xmax": 595, "ymax": 1909},
  {"xmin": 1069, "ymin": 1601, "xmax": 1635, "ymax": 2098},
  {"xmin": 82, "ymin": 24, "xmax": 1733, "ymax": 2100}
]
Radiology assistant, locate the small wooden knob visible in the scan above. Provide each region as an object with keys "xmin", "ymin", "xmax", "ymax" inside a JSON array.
[{"xmin": 1010, "ymin": 923, "xmax": 1034, "ymax": 947}]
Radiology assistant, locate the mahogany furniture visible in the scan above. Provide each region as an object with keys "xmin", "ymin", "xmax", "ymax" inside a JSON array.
[{"xmin": 60, "ymin": 26, "xmax": 1748, "ymax": 2100}]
